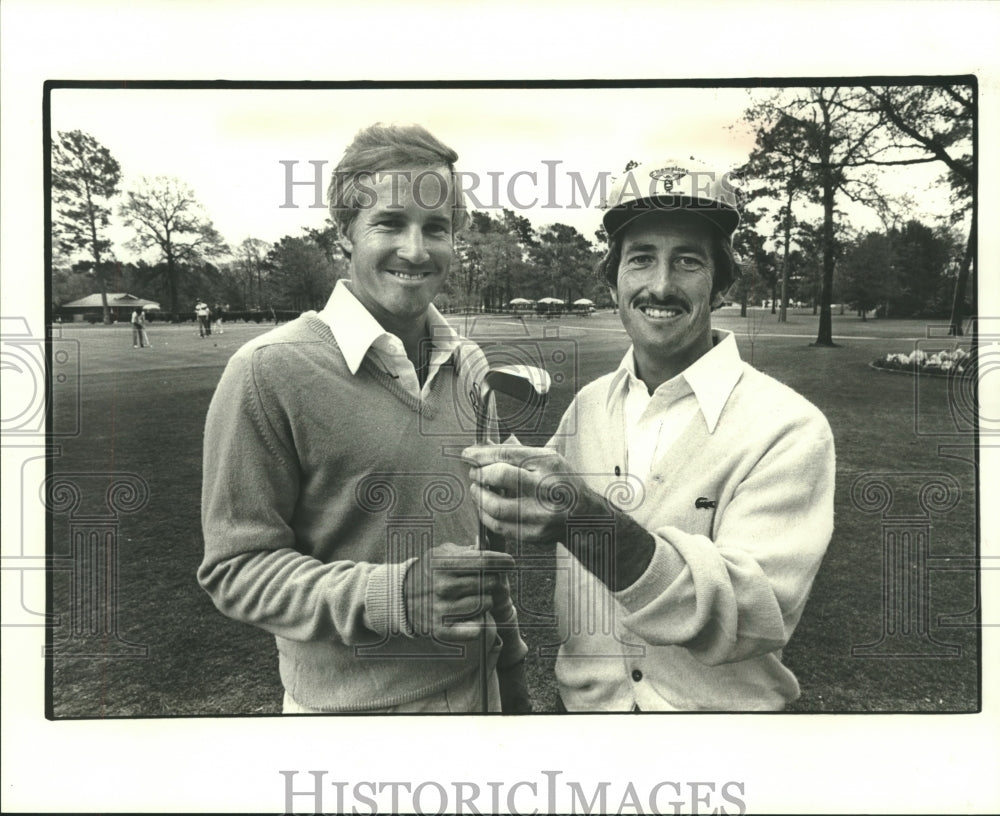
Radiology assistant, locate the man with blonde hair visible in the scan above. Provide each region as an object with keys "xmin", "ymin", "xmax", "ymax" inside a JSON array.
[{"xmin": 200, "ymin": 123, "xmax": 529, "ymax": 713}]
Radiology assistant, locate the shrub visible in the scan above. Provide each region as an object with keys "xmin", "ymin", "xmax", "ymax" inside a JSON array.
[{"xmin": 872, "ymin": 347, "xmax": 975, "ymax": 378}]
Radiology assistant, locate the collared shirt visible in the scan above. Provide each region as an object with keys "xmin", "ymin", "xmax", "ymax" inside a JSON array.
[
  {"xmin": 316, "ymin": 279, "xmax": 467, "ymax": 401},
  {"xmin": 604, "ymin": 330, "xmax": 744, "ymax": 481}
]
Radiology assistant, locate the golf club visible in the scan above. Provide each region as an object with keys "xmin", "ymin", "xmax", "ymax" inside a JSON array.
[{"xmin": 473, "ymin": 364, "xmax": 551, "ymax": 712}]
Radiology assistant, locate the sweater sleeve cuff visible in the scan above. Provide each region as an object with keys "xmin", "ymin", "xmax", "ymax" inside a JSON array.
[
  {"xmin": 364, "ymin": 558, "xmax": 418, "ymax": 637},
  {"xmin": 613, "ymin": 530, "xmax": 687, "ymax": 613}
]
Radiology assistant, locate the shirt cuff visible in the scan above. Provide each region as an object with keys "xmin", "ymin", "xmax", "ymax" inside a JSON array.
[
  {"xmin": 612, "ymin": 529, "xmax": 687, "ymax": 613},
  {"xmin": 363, "ymin": 557, "xmax": 419, "ymax": 637}
]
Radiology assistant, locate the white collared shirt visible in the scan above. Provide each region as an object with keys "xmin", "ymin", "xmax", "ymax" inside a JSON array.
[
  {"xmin": 605, "ymin": 331, "xmax": 744, "ymax": 480},
  {"xmin": 316, "ymin": 279, "xmax": 465, "ymax": 401}
]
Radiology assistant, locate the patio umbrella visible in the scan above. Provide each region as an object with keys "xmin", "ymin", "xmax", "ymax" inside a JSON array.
[
  {"xmin": 537, "ymin": 297, "xmax": 565, "ymax": 304},
  {"xmin": 573, "ymin": 298, "xmax": 594, "ymax": 306},
  {"xmin": 508, "ymin": 298, "xmax": 534, "ymax": 305}
]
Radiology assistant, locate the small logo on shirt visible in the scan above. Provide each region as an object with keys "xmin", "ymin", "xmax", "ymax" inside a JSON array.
[{"xmin": 695, "ymin": 497, "xmax": 716, "ymax": 509}]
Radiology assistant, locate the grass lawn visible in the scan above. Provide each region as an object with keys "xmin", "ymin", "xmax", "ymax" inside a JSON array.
[{"xmin": 46, "ymin": 309, "xmax": 980, "ymax": 717}]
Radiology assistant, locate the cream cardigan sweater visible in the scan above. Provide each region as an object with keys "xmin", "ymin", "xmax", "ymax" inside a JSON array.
[{"xmin": 550, "ymin": 334, "xmax": 835, "ymax": 710}]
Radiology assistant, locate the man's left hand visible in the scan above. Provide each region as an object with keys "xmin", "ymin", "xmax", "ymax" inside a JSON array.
[{"xmin": 462, "ymin": 444, "xmax": 604, "ymax": 544}]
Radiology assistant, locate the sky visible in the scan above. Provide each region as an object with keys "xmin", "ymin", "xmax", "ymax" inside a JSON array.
[{"xmin": 50, "ymin": 84, "xmax": 954, "ymax": 263}]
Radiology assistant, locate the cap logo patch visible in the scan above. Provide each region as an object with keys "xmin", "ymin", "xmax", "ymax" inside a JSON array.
[{"xmin": 649, "ymin": 166, "xmax": 688, "ymax": 193}]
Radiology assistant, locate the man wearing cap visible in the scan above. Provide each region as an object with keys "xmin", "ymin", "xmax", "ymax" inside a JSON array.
[
  {"xmin": 195, "ymin": 299, "xmax": 211, "ymax": 337},
  {"xmin": 465, "ymin": 160, "xmax": 835, "ymax": 711},
  {"xmin": 199, "ymin": 123, "xmax": 529, "ymax": 714}
]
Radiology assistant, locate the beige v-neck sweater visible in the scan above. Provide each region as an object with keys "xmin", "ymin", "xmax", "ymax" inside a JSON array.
[{"xmin": 199, "ymin": 315, "xmax": 525, "ymax": 711}]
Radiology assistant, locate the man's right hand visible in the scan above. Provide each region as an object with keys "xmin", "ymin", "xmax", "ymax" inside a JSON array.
[{"xmin": 403, "ymin": 542, "xmax": 515, "ymax": 641}]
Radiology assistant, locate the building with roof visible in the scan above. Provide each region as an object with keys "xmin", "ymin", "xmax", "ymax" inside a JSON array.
[{"xmin": 59, "ymin": 293, "xmax": 161, "ymax": 322}]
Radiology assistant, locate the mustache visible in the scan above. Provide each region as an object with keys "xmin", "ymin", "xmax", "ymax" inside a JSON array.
[{"xmin": 631, "ymin": 294, "xmax": 691, "ymax": 312}]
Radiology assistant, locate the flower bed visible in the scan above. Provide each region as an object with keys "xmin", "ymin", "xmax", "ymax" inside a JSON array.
[{"xmin": 870, "ymin": 347, "xmax": 974, "ymax": 378}]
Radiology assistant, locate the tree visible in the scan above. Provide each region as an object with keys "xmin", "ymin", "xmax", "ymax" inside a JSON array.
[
  {"xmin": 452, "ymin": 211, "xmax": 494, "ymax": 309},
  {"xmin": 729, "ymin": 220, "xmax": 774, "ymax": 364},
  {"xmin": 452, "ymin": 209, "xmax": 535, "ymax": 310},
  {"xmin": 859, "ymin": 84, "xmax": 974, "ymax": 334},
  {"xmin": 235, "ymin": 237, "xmax": 271, "ymax": 308},
  {"xmin": 501, "ymin": 209, "xmax": 537, "ymax": 251},
  {"xmin": 264, "ymin": 236, "xmax": 338, "ymax": 311},
  {"xmin": 889, "ymin": 220, "xmax": 954, "ymax": 317},
  {"xmin": 214, "ymin": 260, "xmax": 250, "ymax": 309},
  {"xmin": 480, "ymin": 230, "xmax": 526, "ymax": 310},
  {"xmin": 51, "ymin": 130, "xmax": 122, "ymax": 323},
  {"xmin": 529, "ymin": 222, "xmax": 599, "ymax": 306},
  {"xmin": 743, "ymin": 87, "xmax": 940, "ymax": 346},
  {"xmin": 793, "ymin": 221, "xmax": 827, "ymax": 313},
  {"xmin": 51, "ymin": 263, "xmax": 94, "ymax": 313},
  {"xmin": 783, "ymin": 248, "xmax": 812, "ymax": 307},
  {"xmin": 740, "ymin": 114, "xmax": 816, "ymax": 322},
  {"xmin": 731, "ymin": 206, "xmax": 769, "ymax": 317},
  {"xmin": 839, "ymin": 231, "xmax": 896, "ymax": 318},
  {"xmin": 119, "ymin": 176, "xmax": 228, "ymax": 314},
  {"xmin": 840, "ymin": 220, "xmax": 955, "ymax": 320},
  {"xmin": 301, "ymin": 221, "xmax": 349, "ymax": 290},
  {"xmin": 303, "ymin": 217, "xmax": 345, "ymax": 268}
]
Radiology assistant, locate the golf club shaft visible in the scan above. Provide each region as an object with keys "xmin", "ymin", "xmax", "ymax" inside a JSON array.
[
  {"xmin": 472, "ymin": 367, "xmax": 550, "ymax": 712},
  {"xmin": 476, "ymin": 388, "xmax": 493, "ymax": 713}
]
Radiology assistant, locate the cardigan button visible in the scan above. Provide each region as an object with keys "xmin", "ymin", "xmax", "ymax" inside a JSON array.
[{"xmin": 631, "ymin": 669, "xmax": 643, "ymax": 682}]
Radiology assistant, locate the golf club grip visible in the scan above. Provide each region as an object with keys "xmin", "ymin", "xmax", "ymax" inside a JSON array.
[{"xmin": 479, "ymin": 521, "xmax": 506, "ymax": 553}]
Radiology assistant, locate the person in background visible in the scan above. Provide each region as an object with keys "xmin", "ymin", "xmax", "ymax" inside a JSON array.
[
  {"xmin": 195, "ymin": 299, "xmax": 212, "ymax": 337},
  {"xmin": 139, "ymin": 306, "xmax": 151, "ymax": 347},
  {"xmin": 130, "ymin": 307, "xmax": 150, "ymax": 348},
  {"xmin": 213, "ymin": 302, "xmax": 226, "ymax": 335}
]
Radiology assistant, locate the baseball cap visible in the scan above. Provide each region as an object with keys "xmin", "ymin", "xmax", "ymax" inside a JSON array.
[{"xmin": 602, "ymin": 159, "xmax": 741, "ymax": 240}]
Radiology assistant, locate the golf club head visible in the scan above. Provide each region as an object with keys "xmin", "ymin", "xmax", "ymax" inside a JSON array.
[
  {"xmin": 475, "ymin": 365, "xmax": 551, "ymax": 445},
  {"xmin": 476, "ymin": 364, "xmax": 552, "ymax": 556},
  {"xmin": 483, "ymin": 365, "xmax": 552, "ymax": 403}
]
